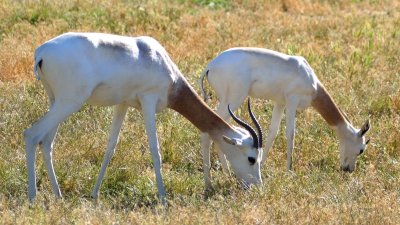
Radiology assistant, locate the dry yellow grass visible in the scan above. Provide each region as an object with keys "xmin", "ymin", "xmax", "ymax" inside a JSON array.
[{"xmin": 0, "ymin": 0, "xmax": 399, "ymax": 224}]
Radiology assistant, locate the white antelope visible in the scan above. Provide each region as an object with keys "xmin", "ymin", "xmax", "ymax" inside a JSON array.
[
  {"xmin": 200, "ymin": 47, "xmax": 370, "ymax": 172},
  {"xmin": 25, "ymin": 33, "xmax": 263, "ymax": 203}
]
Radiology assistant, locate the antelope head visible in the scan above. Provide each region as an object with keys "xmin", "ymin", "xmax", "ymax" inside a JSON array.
[
  {"xmin": 219, "ymin": 99, "xmax": 264, "ymax": 186},
  {"xmin": 339, "ymin": 120, "xmax": 371, "ymax": 172}
]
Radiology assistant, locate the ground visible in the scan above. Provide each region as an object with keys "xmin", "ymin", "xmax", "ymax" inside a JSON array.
[{"xmin": 0, "ymin": 0, "xmax": 399, "ymax": 224}]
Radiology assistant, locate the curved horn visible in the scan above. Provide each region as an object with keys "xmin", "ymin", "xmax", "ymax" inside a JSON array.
[
  {"xmin": 228, "ymin": 104, "xmax": 259, "ymax": 148},
  {"xmin": 247, "ymin": 99, "xmax": 263, "ymax": 148}
]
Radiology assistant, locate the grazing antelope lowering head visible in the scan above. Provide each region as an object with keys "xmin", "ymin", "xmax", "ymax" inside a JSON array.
[
  {"xmin": 311, "ymin": 82, "xmax": 370, "ymax": 172},
  {"xmin": 200, "ymin": 47, "xmax": 370, "ymax": 172},
  {"xmin": 25, "ymin": 33, "xmax": 262, "ymax": 203}
]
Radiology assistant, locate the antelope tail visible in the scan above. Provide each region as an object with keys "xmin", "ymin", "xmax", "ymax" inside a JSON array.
[
  {"xmin": 199, "ymin": 70, "xmax": 210, "ymax": 102},
  {"xmin": 34, "ymin": 58, "xmax": 43, "ymax": 81}
]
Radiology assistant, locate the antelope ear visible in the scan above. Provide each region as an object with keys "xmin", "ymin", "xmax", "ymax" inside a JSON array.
[
  {"xmin": 358, "ymin": 120, "xmax": 370, "ymax": 137},
  {"xmin": 222, "ymin": 136, "xmax": 243, "ymax": 146}
]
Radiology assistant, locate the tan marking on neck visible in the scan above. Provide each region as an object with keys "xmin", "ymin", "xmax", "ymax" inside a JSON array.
[
  {"xmin": 168, "ymin": 76, "xmax": 232, "ymax": 135},
  {"xmin": 311, "ymin": 82, "xmax": 347, "ymax": 127}
]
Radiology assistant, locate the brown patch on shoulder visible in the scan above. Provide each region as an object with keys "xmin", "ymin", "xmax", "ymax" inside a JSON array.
[{"xmin": 311, "ymin": 82, "xmax": 346, "ymax": 126}]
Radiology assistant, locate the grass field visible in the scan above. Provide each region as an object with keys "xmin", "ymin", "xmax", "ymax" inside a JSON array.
[{"xmin": 0, "ymin": 0, "xmax": 399, "ymax": 224}]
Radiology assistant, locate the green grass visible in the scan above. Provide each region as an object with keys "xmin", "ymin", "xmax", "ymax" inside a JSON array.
[{"xmin": 1, "ymin": 0, "xmax": 399, "ymax": 224}]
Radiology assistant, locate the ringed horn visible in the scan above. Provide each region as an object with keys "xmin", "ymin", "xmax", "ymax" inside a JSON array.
[{"xmin": 228, "ymin": 98, "xmax": 263, "ymax": 149}]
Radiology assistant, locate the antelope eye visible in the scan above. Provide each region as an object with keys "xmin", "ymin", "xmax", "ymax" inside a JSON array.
[
  {"xmin": 248, "ymin": 157, "xmax": 256, "ymax": 165},
  {"xmin": 359, "ymin": 149, "xmax": 364, "ymax": 155}
]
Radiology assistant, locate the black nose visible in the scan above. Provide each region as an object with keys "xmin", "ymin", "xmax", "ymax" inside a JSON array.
[
  {"xmin": 341, "ymin": 165, "xmax": 352, "ymax": 173},
  {"xmin": 248, "ymin": 157, "xmax": 256, "ymax": 165}
]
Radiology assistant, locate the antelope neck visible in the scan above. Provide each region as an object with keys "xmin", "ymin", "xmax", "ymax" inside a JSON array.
[
  {"xmin": 168, "ymin": 76, "xmax": 232, "ymax": 136},
  {"xmin": 311, "ymin": 82, "xmax": 349, "ymax": 132}
]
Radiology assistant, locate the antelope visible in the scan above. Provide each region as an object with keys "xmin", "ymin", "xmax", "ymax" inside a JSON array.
[
  {"xmin": 200, "ymin": 47, "xmax": 370, "ymax": 172},
  {"xmin": 24, "ymin": 33, "xmax": 263, "ymax": 203}
]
